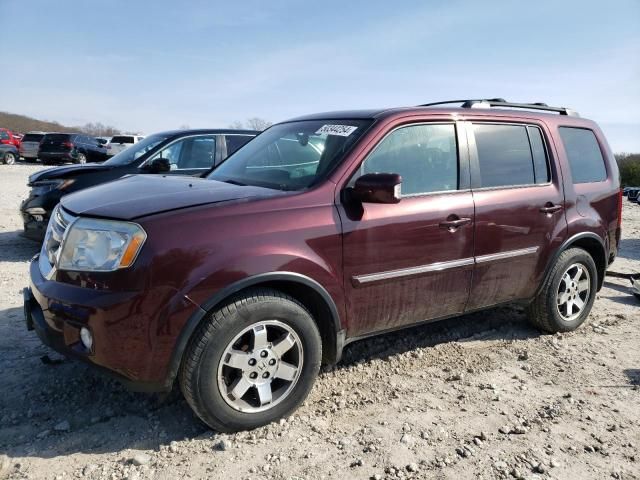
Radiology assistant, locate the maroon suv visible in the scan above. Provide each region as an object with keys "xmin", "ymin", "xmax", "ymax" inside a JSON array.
[{"xmin": 25, "ymin": 99, "xmax": 622, "ymax": 432}]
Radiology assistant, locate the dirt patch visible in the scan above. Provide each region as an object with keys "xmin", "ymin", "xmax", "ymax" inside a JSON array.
[{"xmin": 0, "ymin": 164, "xmax": 638, "ymax": 479}]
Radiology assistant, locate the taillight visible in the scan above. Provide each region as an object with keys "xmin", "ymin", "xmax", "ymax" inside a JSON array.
[
  {"xmin": 63, "ymin": 141, "xmax": 74, "ymax": 149},
  {"xmin": 617, "ymin": 188, "xmax": 623, "ymax": 229}
]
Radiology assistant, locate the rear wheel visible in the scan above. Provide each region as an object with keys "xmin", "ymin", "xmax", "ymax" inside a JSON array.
[
  {"xmin": 3, "ymin": 152, "xmax": 16, "ymax": 165},
  {"xmin": 76, "ymin": 153, "xmax": 87, "ymax": 164},
  {"xmin": 527, "ymin": 248, "xmax": 597, "ymax": 332},
  {"xmin": 180, "ymin": 288, "xmax": 322, "ymax": 432}
]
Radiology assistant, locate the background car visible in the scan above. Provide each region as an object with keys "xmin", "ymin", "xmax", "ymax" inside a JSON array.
[
  {"xmin": 21, "ymin": 128, "xmax": 258, "ymax": 241},
  {"xmin": 38, "ymin": 133, "xmax": 108, "ymax": 165},
  {"xmin": 627, "ymin": 187, "xmax": 640, "ymax": 202},
  {"xmin": 106, "ymin": 134, "xmax": 144, "ymax": 156},
  {"xmin": 19, "ymin": 131, "xmax": 47, "ymax": 162},
  {"xmin": 0, "ymin": 128, "xmax": 21, "ymax": 148},
  {"xmin": 0, "ymin": 144, "xmax": 19, "ymax": 164}
]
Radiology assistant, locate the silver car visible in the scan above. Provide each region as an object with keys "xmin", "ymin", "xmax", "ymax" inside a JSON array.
[{"xmin": 19, "ymin": 131, "xmax": 46, "ymax": 161}]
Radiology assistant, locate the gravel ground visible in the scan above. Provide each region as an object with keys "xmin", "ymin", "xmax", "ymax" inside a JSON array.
[{"xmin": 0, "ymin": 163, "xmax": 638, "ymax": 480}]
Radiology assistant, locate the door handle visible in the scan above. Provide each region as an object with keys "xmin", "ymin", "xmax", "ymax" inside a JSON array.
[
  {"xmin": 539, "ymin": 203, "xmax": 563, "ymax": 214},
  {"xmin": 439, "ymin": 217, "xmax": 472, "ymax": 231}
]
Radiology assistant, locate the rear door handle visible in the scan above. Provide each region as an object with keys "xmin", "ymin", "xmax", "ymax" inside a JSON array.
[
  {"xmin": 540, "ymin": 203, "xmax": 563, "ymax": 214},
  {"xmin": 439, "ymin": 217, "xmax": 472, "ymax": 231}
]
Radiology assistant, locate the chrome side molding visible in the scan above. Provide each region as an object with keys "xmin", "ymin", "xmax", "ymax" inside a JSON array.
[{"xmin": 353, "ymin": 246, "xmax": 540, "ymax": 286}]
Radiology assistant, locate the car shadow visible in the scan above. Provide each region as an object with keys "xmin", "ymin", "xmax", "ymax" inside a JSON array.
[
  {"xmin": 338, "ymin": 305, "xmax": 539, "ymax": 368},
  {"xmin": 0, "ymin": 303, "xmax": 540, "ymax": 461},
  {"xmin": 0, "ymin": 230, "xmax": 41, "ymax": 263}
]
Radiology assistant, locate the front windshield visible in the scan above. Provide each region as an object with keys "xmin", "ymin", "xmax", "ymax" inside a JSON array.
[
  {"xmin": 104, "ymin": 133, "xmax": 170, "ymax": 166},
  {"xmin": 208, "ymin": 119, "xmax": 372, "ymax": 190}
]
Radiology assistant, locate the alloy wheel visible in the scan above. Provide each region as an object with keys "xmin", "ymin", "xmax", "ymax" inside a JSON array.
[
  {"xmin": 217, "ymin": 320, "xmax": 304, "ymax": 413},
  {"xmin": 5, "ymin": 153, "xmax": 16, "ymax": 165},
  {"xmin": 556, "ymin": 262, "xmax": 591, "ymax": 321}
]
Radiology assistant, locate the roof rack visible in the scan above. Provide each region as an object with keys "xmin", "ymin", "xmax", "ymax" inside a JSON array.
[{"xmin": 418, "ymin": 98, "xmax": 579, "ymax": 116}]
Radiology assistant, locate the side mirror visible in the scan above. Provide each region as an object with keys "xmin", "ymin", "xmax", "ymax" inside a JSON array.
[
  {"xmin": 144, "ymin": 157, "xmax": 171, "ymax": 174},
  {"xmin": 352, "ymin": 173, "xmax": 402, "ymax": 204}
]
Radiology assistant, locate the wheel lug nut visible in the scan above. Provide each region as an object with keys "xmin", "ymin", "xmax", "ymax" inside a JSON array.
[
  {"xmin": 248, "ymin": 358, "xmax": 256, "ymax": 366},
  {"xmin": 262, "ymin": 372, "xmax": 270, "ymax": 379},
  {"xmin": 269, "ymin": 359, "xmax": 276, "ymax": 366},
  {"xmin": 260, "ymin": 350, "xmax": 268, "ymax": 358},
  {"xmin": 249, "ymin": 372, "xmax": 258, "ymax": 379}
]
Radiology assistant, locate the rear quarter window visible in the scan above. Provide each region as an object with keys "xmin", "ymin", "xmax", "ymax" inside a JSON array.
[{"xmin": 558, "ymin": 127, "xmax": 607, "ymax": 183}]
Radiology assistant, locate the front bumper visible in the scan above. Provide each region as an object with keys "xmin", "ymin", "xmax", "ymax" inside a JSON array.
[{"xmin": 25, "ymin": 257, "xmax": 177, "ymax": 392}]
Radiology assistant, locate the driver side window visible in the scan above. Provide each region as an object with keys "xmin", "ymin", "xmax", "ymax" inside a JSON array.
[
  {"xmin": 359, "ymin": 123, "xmax": 458, "ymax": 196},
  {"xmin": 151, "ymin": 135, "xmax": 216, "ymax": 170}
]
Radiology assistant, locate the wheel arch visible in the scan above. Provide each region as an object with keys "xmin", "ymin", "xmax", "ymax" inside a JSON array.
[
  {"xmin": 538, "ymin": 232, "xmax": 608, "ymax": 296},
  {"xmin": 163, "ymin": 272, "xmax": 345, "ymax": 389}
]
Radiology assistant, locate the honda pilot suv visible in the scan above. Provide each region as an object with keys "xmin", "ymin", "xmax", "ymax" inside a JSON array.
[{"xmin": 24, "ymin": 99, "xmax": 621, "ymax": 432}]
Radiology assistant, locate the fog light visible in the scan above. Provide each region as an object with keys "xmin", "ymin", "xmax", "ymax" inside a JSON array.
[
  {"xmin": 26, "ymin": 207, "xmax": 47, "ymax": 215},
  {"xmin": 80, "ymin": 327, "xmax": 93, "ymax": 351}
]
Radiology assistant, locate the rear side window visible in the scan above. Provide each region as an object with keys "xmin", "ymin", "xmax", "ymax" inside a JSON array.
[
  {"xmin": 558, "ymin": 127, "xmax": 606, "ymax": 183},
  {"xmin": 473, "ymin": 124, "xmax": 550, "ymax": 188},
  {"xmin": 360, "ymin": 123, "xmax": 458, "ymax": 196},
  {"xmin": 0, "ymin": 131, "xmax": 9, "ymax": 140}
]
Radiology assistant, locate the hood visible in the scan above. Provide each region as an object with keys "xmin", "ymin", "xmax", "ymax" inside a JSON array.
[
  {"xmin": 61, "ymin": 174, "xmax": 281, "ymax": 220},
  {"xmin": 28, "ymin": 163, "xmax": 112, "ymax": 184}
]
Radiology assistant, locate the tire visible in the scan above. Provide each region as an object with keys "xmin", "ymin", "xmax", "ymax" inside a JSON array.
[
  {"xmin": 180, "ymin": 288, "xmax": 322, "ymax": 432},
  {"xmin": 3, "ymin": 152, "xmax": 16, "ymax": 165},
  {"xmin": 76, "ymin": 153, "xmax": 87, "ymax": 164},
  {"xmin": 527, "ymin": 247, "xmax": 598, "ymax": 333}
]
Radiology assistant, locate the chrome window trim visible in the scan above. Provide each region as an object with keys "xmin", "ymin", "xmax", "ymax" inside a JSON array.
[{"xmin": 352, "ymin": 246, "xmax": 539, "ymax": 285}]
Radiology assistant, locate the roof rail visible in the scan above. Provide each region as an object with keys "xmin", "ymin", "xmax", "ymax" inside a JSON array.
[{"xmin": 418, "ymin": 99, "xmax": 579, "ymax": 116}]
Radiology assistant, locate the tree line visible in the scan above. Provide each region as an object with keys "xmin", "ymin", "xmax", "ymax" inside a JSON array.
[{"xmin": 616, "ymin": 153, "xmax": 640, "ymax": 187}]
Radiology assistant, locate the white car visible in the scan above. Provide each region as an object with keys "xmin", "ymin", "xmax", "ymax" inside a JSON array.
[{"xmin": 106, "ymin": 135, "xmax": 144, "ymax": 157}]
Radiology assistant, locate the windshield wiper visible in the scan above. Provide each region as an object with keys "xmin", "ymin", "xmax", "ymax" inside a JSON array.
[{"xmin": 220, "ymin": 178, "xmax": 247, "ymax": 186}]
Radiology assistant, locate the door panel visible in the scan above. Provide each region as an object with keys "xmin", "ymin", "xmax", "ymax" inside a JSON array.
[
  {"xmin": 338, "ymin": 121, "xmax": 474, "ymax": 337},
  {"xmin": 465, "ymin": 121, "xmax": 567, "ymax": 309},
  {"xmin": 340, "ymin": 193, "xmax": 475, "ymax": 336}
]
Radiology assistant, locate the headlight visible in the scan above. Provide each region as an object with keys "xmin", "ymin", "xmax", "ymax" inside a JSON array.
[
  {"xmin": 57, "ymin": 218, "xmax": 147, "ymax": 272},
  {"xmin": 31, "ymin": 179, "xmax": 75, "ymax": 194}
]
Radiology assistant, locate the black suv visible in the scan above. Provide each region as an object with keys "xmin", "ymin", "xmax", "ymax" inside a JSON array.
[
  {"xmin": 21, "ymin": 128, "xmax": 258, "ymax": 241},
  {"xmin": 39, "ymin": 133, "xmax": 108, "ymax": 165}
]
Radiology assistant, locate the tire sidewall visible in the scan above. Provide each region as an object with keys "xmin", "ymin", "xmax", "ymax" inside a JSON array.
[
  {"xmin": 77, "ymin": 153, "xmax": 87, "ymax": 164},
  {"xmin": 5, "ymin": 153, "xmax": 15, "ymax": 165},
  {"xmin": 547, "ymin": 249, "xmax": 598, "ymax": 331},
  {"xmin": 192, "ymin": 296, "xmax": 321, "ymax": 431}
]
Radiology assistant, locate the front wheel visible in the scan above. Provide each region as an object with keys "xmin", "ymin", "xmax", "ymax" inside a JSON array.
[
  {"xmin": 527, "ymin": 248, "xmax": 598, "ymax": 333},
  {"xmin": 180, "ymin": 288, "xmax": 322, "ymax": 432}
]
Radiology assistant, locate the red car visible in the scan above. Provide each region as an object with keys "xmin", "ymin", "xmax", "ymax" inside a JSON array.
[
  {"xmin": 0, "ymin": 128, "xmax": 21, "ymax": 148},
  {"xmin": 25, "ymin": 99, "xmax": 621, "ymax": 432}
]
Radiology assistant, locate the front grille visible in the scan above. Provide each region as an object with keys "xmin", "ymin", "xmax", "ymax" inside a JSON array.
[{"xmin": 39, "ymin": 206, "xmax": 76, "ymax": 277}]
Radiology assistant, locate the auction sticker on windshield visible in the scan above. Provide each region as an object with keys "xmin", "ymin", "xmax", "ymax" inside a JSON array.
[{"xmin": 315, "ymin": 124, "xmax": 358, "ymax": 137}]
